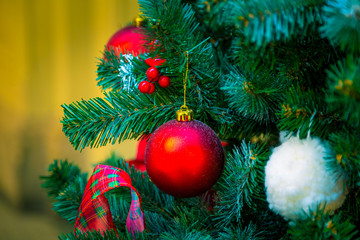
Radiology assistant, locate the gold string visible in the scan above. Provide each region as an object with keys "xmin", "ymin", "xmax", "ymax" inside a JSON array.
[
  {"xmin": 176, "ymin": 51, "xmax": 193, "ymax": 121},
  {"xmin": 183, "ymin": 51, "xmax": 189, "ymax": 108}
]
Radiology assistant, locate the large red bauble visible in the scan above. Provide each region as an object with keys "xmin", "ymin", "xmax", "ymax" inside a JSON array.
[
  {"xmin": 106, "ymin": 26, "xmax": 148, "ymax": 56},
  {"xmin": 144, "ymin": 120, "xmax": 225, "ymax": 198}
]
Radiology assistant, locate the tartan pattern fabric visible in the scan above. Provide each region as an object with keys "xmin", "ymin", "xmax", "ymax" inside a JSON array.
[{"xmin": 74, "ymin": 164, "xmax": 145, "ymax": 235}]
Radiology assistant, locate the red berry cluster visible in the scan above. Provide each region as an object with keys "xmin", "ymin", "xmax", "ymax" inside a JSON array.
[{"xmin": 138, "ymin": 58, "xmax": 171, "ymax": 94}]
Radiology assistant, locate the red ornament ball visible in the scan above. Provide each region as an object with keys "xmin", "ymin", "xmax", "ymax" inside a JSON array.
[
  {"xmin": 145, "ymin": 119, "xmax": 225, "ymax": 198},
  {"xmin": 148, "ymin": 82, "xmax": 156, "ymax": 94},
  {"xmin": 158, "ymin": 76, "xmax": 171, "ymax": 88},
  {"xmin": 146, "ymin": 67, "xmax": 160, "ymax": 82},
  {"xmin": 138, "ymin": 81, "xmax": 150, "ymax": 93},
  {"xmin": 106, "ymin": 26, "xmax": 148, "ymax": 56}
]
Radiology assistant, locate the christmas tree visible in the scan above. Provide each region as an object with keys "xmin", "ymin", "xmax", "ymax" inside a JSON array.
[{"xmin": 41, "ymin": 0, "xmax": 360, "ymax": 239}]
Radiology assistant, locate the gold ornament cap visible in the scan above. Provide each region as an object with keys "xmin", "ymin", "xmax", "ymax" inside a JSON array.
[
  {"xmin": 176, "ymin": 106, "xmax": 194, "ymax": 122},
  {"xmin": 133, "ymin": 16, "xmax": 144, "ymax": 27}
]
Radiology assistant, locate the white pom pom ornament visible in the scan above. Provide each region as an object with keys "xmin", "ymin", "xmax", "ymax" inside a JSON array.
[{"xmin": 265, "ymin": 133, "xmax": 347, "ymax": 220}]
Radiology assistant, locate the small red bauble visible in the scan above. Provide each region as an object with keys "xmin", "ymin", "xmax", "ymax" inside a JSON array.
[
  {"xmin": 106, "ymin": 26, "xmax": 148, "ymax": 56},
  {"xmin": 158, "ymin": 76, "xmax": 171, "ymax": 88},
  {"xmin": 126, "ymin": 136, "xmax": 150, "ymax": 172},
  {"xmin": 144, "ymin": 119, "xmax": 225, "ymax": 198},
  {"xmin": 138, "ymin": 81, "xmax": 151, "ymax": 93},
  {"xmin": 148, "ymin": 82, "xmax": 156, "ymax": 94},
  {"xmin": 128, "ymin": 160, "xmax": 146, "ymax": 172},
  {"xmin": 146, "ymin": 67, "xmax": 160, "ymax": 82}
]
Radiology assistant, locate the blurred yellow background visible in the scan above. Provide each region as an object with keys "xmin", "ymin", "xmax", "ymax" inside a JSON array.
[{"xmin": 0, "ymin": 0, "xmax": 139, "ymax": 238}]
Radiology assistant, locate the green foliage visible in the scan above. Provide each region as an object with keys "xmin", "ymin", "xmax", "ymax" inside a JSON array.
[
  {"xmin": 214, "ymin": 141, "xmax": 269, "ymax": 228},
  {"xmin": 277, "ymin": 87, "xmax": 347, "ymax": 139},
  {"xmin": 97, "ymin": 51, "xmax": 145, "ymax": 92},
  {"xmin": 62, "ymin": 75, "xmax": 246, "ymax": 151},
  {"xmin": 221, "ymin": 66, "xmax": 288, "ymax": 124},
  {"xmin": 139, "ymin": 0, "xmax": 206, "ymax": 58},
  {"xmin": 288, "ymin": 206, "xmax": 359, "ymax": 240},
  {"xmin": 189, "ymin": 0, "xmax": 239, "ymax": 53},
  {"xmin": 63, "ymin": 0, "xmax": 243, "ymax": 152},
  {"xmin": 59, "ymin": 229, "xmax": 147, "ymax": 240},
  {"xmin": 326, "ymin": 57, "xmax": 360, "ymax": 128},
  {"xmin": 233, "ymin": 0, "xmax": 324, "ymax": 48},
  {"xmin": 217, "ymin": 223, "xmax": 264, "ymax": 240},
  {"xmin": 61, "ymin": 91, "xmax": 177, "ymax": 151},
  {"xmin": 156, "ymin": 206, "xmax": 213, "ymax": 240},
  {"xmin": 40, "ymin": 160, "xmax": 81, "ymax": 197},
  {"xmin": 53, "ymin": 174, "xmax": 88, "ymax": 224},
  {"xmin": 328, "ymin": 131, "xmax": 360, "ymax": 188},
  {"xmin": 106, "ymin": 194, "xmax": 131, "ymax": 232},
  {"xmin": 338, "ymin": 187, "xmax": 360, "ymax": 227},
  {"xmin": 139, "ymin": 0, "xmax": 223, "ymax": 99},
  {"xmin": 320, "ymin": 0, "xmax": 360, "ymax": 54},
  {"xmin": 40, "ymin": 160, "xmax": 87, "ymax": 224},
  {"xmin": 43, "ymin": 0, "xmax": 360, "ymax": 238},
  {"xmin": 248, "ymin": 210, "xmax": 288, "ymax": 240}
]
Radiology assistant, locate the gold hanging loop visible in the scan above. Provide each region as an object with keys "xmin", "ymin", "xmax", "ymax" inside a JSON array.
[{"xmin": 176, "ymin": 51, "xmax": 194, "ymax": 122}]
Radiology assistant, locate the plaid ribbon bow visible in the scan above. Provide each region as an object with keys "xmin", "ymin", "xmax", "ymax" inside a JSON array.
[{"xmin": 74, "ymin": 164, "xmax": 145, "ymax": 235}]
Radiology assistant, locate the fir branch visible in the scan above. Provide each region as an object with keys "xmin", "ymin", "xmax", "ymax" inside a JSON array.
[
  {"xmin": 214, "ymin": 141, "xmax": 269, "ymax": 228},
  {"xmin": 40, "ymin": 160, "xmax": 87, "ymax": 224},
  {"xmin": 234, "ymin": 0, "xmax": 325, "ymax": 48},
  {"xmin": 59, "ymin": 229, "xmax": 147, "ymax": 240},
  {"xmin": 320, "ymin": 0, "xmax": 360, "ymax": 54},
  {"xmin": 106, "ymin": 194, "xmax": 131, "ymax": 232},
  {"xmin": 339, "ymin": 187, "xmax": 360, "ymax": 228},
  {"xmin": 189, "ymin": 0, "xmax": 239, "ymax": 53},
  {"xmin": 248, "ymin": 209, "xmax": 288, "ymax": 240},
  {"xmin": 53, "ymin": 174, "xmax": 88, "ymax": 224},
  {"xmin": 159, "ymin": 231, "xmax": 212, "ymax": 240},
  {"xmin": 142, "ymin": 211, "xmax": 173, "ymax": 239},
  {"xmin": 217, "ymin": 223, "xmax": 264, "ymax": 240},
  {"xmin": 40, "ymin": 160, "xmax": 81, "ymax": 197},
  {"xmin": 139, "ymin": 0, "xmax": 205, "ymax": 57},
  {"xmin": 139, "ymin": 0, "xmax": 222, "ymax": 94},
  {"xmin": 61, "ymin": 89, "xmax": 239, "ymax": 152},
  {"xmin": 277, "ymin": 87, "xmax": 348, "ymax": 139},
  {"xmin": 326, "ymin": 57, "xmax": 360, "ymax": 128},
  {"xmin": 328, "ymin": 131, "xmax": 360, "ymax": 188},
  {"xmin": 97, "ymin": 51, "xmax": 146, "ymax": 92},
  {"xmin": 157, "ymin": 206, "xmax": 213, "ymax": 240},
  {"xmin": 61, "ymin": 91, "xmax": 177, "ymax": 151},
  {"xmin": 221, "ymin": 67, "xmax": 288, "ymax": 124},
  {"xmin": 288, "ymin": 206, "xmax": 359, "ymax": 240}
]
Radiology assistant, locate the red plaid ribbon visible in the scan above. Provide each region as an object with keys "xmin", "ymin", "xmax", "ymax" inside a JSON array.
[{"xmin": 74, "ymin": 165, "xmax": 145, "ymax": 235}]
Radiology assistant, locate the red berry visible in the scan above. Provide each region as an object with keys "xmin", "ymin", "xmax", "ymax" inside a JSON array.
[
  {"xmin": 158, "ymin": 76, "xmax": 171, "ymax": 88},
  {"xmin": 153, "ymin": 58, "xmax": 166, "ymax": 66},
  {"xmin": 145, "ymin": 58, "xmax": 154, "ymax": 66},
  {"xmin": 138, "ymin": 81, "xmax": 150, "ymax": 93},
  {"xmin": 148, "ymin": 82, "xmax": 156, "ymax": 94},
  {"xmin": 145, "ymin": 58, "xmax": 166, "ymax": 67},
  {"xmin": 146, "ymin": 67, "xmax": 160, "ymax": 82}
]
